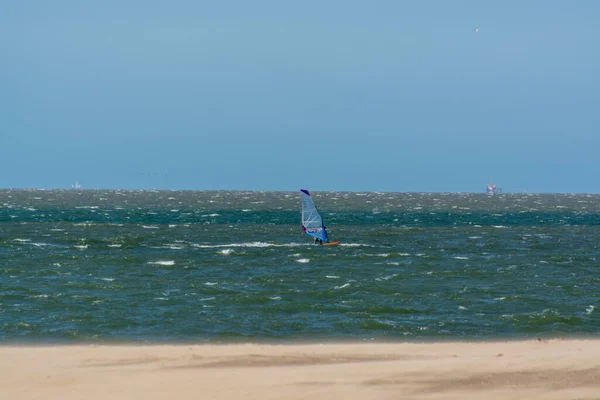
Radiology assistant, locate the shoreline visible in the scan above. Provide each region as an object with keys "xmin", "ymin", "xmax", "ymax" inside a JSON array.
[
  {"xmin": 2, "ymin": 333, "xmax": 598, "ymax": 346},
  {"xmin": 3, "ymin": 339, "xmax": 600, "ymax": 399}
]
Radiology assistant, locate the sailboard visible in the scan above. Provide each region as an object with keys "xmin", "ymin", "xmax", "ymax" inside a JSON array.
[{"xmin": 300, "ymin": 189, "xmax": 340, "ymax": 246}]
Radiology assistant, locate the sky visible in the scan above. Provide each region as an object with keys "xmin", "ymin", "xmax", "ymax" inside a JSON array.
[{"xmin": 1, "ymin": 1, "xmax": 598, "ymax": 192}]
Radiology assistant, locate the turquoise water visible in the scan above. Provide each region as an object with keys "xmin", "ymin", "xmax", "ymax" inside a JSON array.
[{"xmin": 1, "ymin": 189, "xmax": 599, "ymax": 343}]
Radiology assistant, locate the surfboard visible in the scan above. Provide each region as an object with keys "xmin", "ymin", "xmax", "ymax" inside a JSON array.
[{"xmin": 322, "ymin": 241, "xmax": 341, "ymax": 246}]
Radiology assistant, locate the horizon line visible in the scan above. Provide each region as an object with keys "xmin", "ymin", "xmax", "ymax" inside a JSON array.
[{"xmin": 0, "ymin": 187, "xmax": 598, "ymax": 195}]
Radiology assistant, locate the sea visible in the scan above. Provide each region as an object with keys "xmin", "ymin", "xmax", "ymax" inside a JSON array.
[{"xmin": 1, "ymin": 189, "xmax": 599, "ymax": 343}]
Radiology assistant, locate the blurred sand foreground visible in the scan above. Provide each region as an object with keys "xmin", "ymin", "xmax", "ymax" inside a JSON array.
[{"xmin": 1, "ymin": 340, "xmax": 599, "ymax": 399}]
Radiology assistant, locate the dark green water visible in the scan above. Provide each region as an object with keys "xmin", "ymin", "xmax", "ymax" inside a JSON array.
[{"xmin": 1, "ymin": 189, "xmax": 599, "ymax": 343}]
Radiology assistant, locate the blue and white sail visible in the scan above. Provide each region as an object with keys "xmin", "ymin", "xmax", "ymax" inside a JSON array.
[{"xmin": 300, "ymin": 189, "xmax": 329, "ymax": 243}]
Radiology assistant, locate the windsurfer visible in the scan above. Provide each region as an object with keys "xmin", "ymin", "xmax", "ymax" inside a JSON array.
[{"xmin": 314, "ymin": 238, "xmax": 323, "ymax": 245}]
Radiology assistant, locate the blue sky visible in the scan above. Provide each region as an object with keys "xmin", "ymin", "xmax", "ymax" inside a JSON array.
[{"xmin": 1, "ymin": 1, "xmax": 598, "ymax": 192}]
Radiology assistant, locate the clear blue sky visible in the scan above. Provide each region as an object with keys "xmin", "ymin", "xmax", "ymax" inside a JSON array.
[{"xmin": 1, "ymin": 1, "xmax": 598, "ymax": 192}]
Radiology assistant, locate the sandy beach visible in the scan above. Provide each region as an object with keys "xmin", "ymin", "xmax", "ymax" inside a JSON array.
[{"xmin": 1, "ymin": 339, "xmax": 600, "ymax": 399}]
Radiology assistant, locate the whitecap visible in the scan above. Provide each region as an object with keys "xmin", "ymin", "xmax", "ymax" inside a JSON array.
[
  {"xmin": 296, "ymin": 258, "xmax": 310, "ymax": 263},
  {"xmin": 148, "ymin": 260, "xmax": 175, "ymax": 266},
  {"xmin": 74, "ymin": 245, "xmax": 88, "ymax": 250},
  {"xmin": 193, "ymin": 242, "xmax": 304, "ymax": 248},
  {"xmin": 325, "ymin": 275, "xmax": 339, "ymax": 279},
  {"xmin": 219, "ymin": 249, "xmax": 234, "ymax": 255},
  {"xmin": 376, "ymin": 274, "xmax": 398, "ymax": 281},
  {"xmin": 269, "ymin": 296, "xmax": 281, "ymax": 300},
  {"xmin": 334, "ymin": 283, "xmax": 350, "ymax": 289},
  {"xmin": 204, "ymin": 282, "xmax": 217, "ymax": 286},
  {"xmin": 586, "ymin": 305, "xmax": 595, "ymax": 314},
  {"xmin": 142, "ymin": 225, "xmax": 160, "ymax": 229},
  {"xmin": 13, "ymin": 238, "xmax": 31, "ymax": 242},
  {"xmin": 199, "ymin": 297, "xmax": 216, "ymax": 302},
  {"xmin": 108, "ymin": 244, "xmax": 122, "ymax": 248},
  {"xmin": 454, "ymin": 256, "xmax": 469, "ymax": 260}
]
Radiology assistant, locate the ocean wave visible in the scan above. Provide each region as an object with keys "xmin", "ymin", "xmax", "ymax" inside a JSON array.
[
  {"xmin": 193, "ymin": 242, "xmax": 308, "ymax": 248},
  {"xmin": 586, "ymin": 305, "xmax": 595, "ymax": 314},
  {"xmin": 376, "ymin": 274, "xmax": 398, "ymax": 281},
  {"xmin": 162, "ymin": 244, "xmax": 185, "ymax": 250},
  {"xmin": 148, "ymin": 260, "xmax": 175, "ymax": 266}
]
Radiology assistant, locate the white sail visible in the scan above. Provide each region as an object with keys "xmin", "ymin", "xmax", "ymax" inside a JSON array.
[{"xmin": 300, "ymin": 189, "xmax": 329, "ymax": 242}]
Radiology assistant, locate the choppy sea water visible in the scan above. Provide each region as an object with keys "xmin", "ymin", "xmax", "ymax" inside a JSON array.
[{"xmin": 1, "ymin": 189, "xmax": 599, "ymax": 343}]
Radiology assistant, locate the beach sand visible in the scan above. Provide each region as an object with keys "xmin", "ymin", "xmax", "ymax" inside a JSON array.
[{"xmin": 1, "ymin": 340, "xmax": 600, "ymax": 399}]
